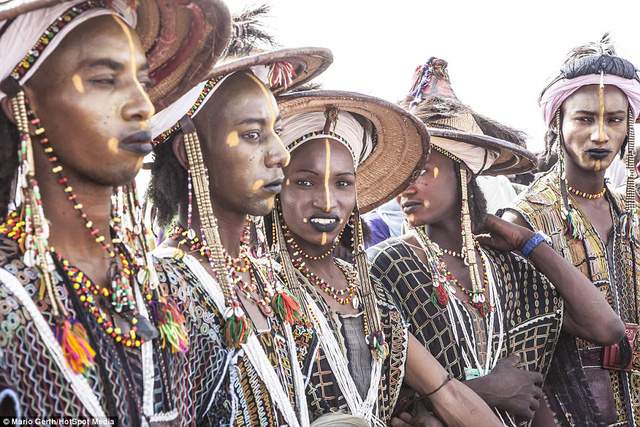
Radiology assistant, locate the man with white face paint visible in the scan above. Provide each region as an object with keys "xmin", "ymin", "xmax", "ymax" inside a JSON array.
[
  {"xmin": 504, "ymin": 34, "xmax": 640, "ymax": 426},
  {"xmin": 0, "ymin": 0, "xmax": 230, "ymax": 423}
]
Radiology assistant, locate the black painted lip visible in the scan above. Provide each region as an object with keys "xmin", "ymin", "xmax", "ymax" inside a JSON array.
[
  {"xmin": 585, "ymin": 148, "xmax": 612, "ymax": 159},
  {"xmin": 120, "ymin": 130, "xmax": 152, "ymax": 155},
  {"xmin": 263, "ymin": 178, "xmax": 284, "ymax": 194},
  {"xmin": 401, "ymin": 200, "xmax": 422, "ymax": 214},
  {"xmin": 308, "ymin": 213, "xmax": 341, "ymax": 232}
]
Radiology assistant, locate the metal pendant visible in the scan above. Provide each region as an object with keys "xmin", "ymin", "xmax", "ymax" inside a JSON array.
[
  {"xmin": 259, "ymin": 304, "xmax": 274, "ymax": 318},
  {"xmin": 135, "ymin": 314, "xmax": 159, "ymax": 341}
]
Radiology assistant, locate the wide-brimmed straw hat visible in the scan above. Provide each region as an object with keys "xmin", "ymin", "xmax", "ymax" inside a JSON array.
[
  {"xmin": 150, "ymin": 46, "xmax": 333, "ymax": 145},
  {"xmin": 210, "ymin": 47, "xmax": 332, "ymax": 94},
  {"xmin": 405, "ymin": 57, "xmax": 536, "ymax": 175},
  {"xmin": 277, "ymin": 90, "xmax": 431, "ymax": 213},
  {"xmin": 0, "ymin": 0, "xmax": 232, "ymax": 109}
]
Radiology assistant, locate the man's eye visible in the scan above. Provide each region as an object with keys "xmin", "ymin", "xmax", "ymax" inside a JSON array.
[
  {"xmin": 243, "ymin": 131, "xmax": 260, "ymax": 140},
  {"xmin": 296, "ymin": 180, "xmax": 312, "ymax": 187}
]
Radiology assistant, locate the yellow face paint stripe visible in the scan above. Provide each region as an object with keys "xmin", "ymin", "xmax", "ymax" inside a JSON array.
[
  {"xmin": 111, "ymin": 15, "xmax": 155, "ymax": 118},
  {"xmin": 324, "ymin": 139, "xmax": 331, "ymax": 213},
  {"xmin": 245, "ymin": 72, "xmax": 291, "ymax": 166},
  {"xmin": 599, "ymin": 85, "xmax": 605, "ymax": 142}
]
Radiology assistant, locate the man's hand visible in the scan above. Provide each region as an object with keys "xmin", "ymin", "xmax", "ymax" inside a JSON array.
[
  {"xmin": 465, "ymin": 353, "xmax": 544, "ymax": 420},
  {"xmin": 391, "ymin": 397, "xmax": 445, "ymax": 427},
  {"xmin": 476, "ymin": 214, "xmax": 536, "ymax": 253}
]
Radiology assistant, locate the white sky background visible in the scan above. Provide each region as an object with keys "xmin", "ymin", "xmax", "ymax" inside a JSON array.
[{"xmin": 226, "ymin": 0, "xmax": 640, "ymax": 153}]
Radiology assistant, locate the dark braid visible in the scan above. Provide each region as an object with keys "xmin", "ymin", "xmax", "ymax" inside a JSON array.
[
  {"xmin": 147, "ymin": 135, "xmax": 188, "ymax": 228},
  {"xmin": 453, "ymin": 162, "xmax": 487, "ymax": 233},
  {"xmin": 0, "ymin": 110, "xmax": 19, "ymax": 219}
]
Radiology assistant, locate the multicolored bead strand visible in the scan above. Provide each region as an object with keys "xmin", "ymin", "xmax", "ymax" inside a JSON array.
[{"xmin": 566, "ymin": 185, "xmax": 606, "ymax": 199}]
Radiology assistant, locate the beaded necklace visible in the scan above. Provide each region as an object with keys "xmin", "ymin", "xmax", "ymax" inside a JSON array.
[
  {"xmin": 169, "ymin": 223, "xmax": 276, "ymax": 318},
  {"xmin": 441, "ymin": 247, "xmax": 464, "ymax": 259},
  {"xmin": 291, "ymin": 256, "xmax": 359, "ymax": 308},
  {"xmin": 281, "ymin": 215, "xmax": 344, "ymax": 260},
  {"xmin": 413, "ymin": 226, "xmax": 493, "ymax": 316},
  {"xmin": 566, "ymin": 184, "xmax": 606, "ymax": 199},
  {"xmin": 411, "ymin": 226, "xmax": 503, "ymax": 378},
  {"xmin": 10, "ymin": 99, "xmax": 188, "ymax": 374}
]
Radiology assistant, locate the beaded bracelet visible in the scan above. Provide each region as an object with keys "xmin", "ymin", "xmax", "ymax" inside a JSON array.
[{"xmin": 417, "ymin": 373, "xmax": 455, "ymax": 400}]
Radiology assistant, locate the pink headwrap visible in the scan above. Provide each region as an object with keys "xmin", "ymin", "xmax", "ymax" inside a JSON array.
[{"xmin": 539, "ymin": 74, "xmax": 640, "ymax": 127}]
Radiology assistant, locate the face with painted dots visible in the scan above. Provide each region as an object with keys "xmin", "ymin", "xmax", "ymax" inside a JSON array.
[
  {"xmin": 560, "ymin": 84, "xmax": 628, "ymax": 173},
  {"xmin": 398, "ymin": 149, "xmax": 461, "ymax": 227},
  {"xmin": 193, "ymin": 71, "xmax": 288, "ymax": 217},
  {"xmin": 279, "ymin": 138, "xmax": 356, "ymax": 251},
  {"xmin": 19, "ymin": 15, "xmax": 154, "ymax": 187}
]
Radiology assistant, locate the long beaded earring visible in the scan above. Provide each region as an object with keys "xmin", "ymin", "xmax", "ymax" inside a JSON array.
[
  {"xmin": 556, "ymin": 110, "xmax": 586, "ymax": 240},
  {"xmin": 459, "ymin": 168, "xmax": 491, "ymax": 315},
  {"xmin": 352, "ymin": 207, "xmax": 389, "ymax": 361},
  {"xmin": 1, "ymin": 77, "xmax": 95, "ymax": 374},
  {"xmin": 619, "ymin": 108, "xmax": 638, "ymax": 241},
  {"xmin": 179, "ymin": 116, "xmax": 252, "ymax": 348}
]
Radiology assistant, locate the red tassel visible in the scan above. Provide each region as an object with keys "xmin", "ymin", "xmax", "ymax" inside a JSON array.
[{"xmin": 271, "ymin": 290, "xmax": 302, "ymax": 324}]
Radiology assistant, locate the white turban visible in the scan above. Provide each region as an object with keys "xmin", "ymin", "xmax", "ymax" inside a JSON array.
[
  {"xmin": 150, "ymin": 65, "xmax": 274, "ymax": 144},
  {"xmin": 430, "ymin": 136, "xmax": 499, "ymax": 175},
  {"xmin": 279, "ymin": 110, "xmax": 373, "ymax": 169},
  {"xmin": 0, "ymin": 0, "xmax": 135, "ymax": 101}
]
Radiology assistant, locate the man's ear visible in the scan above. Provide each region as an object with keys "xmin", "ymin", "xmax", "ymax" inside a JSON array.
[
  {"xmin": 172, "ymin": 133, "xmax": 189, "ymax": 170},
  {"xmin": 0, "ymin": 96, "xmax": 16, "ymax": 125}
]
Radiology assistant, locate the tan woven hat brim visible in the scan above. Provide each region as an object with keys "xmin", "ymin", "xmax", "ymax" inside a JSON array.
[
  {"xmin": 428, "ymin": 128, "xmax": 537, "ymax": 175},
  {"xmin": 136, "ymin": 0, "xmax": 231, "ymax": 109},
  {"xmin": 277, "ymin": 90, "xmax": 430, "ymax": 213},
  {"xmin": 208, "ymin": 47, "xmax": 333, "ymax": 94}
]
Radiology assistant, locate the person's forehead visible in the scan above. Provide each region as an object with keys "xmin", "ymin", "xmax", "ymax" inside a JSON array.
[
  {"xmin": 291, "ymin": 138, "xmax": 353, "ymax": 166},
  {"xmin": 563, "ymin": 84, "xmax": 628, "ymax": 108},
  {"xmin": 49, "ymin": 16, "xmax": 144, "ymax": 67}
]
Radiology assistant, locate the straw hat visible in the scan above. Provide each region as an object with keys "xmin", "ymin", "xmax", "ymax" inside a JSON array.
[
  {"xmin": 405, "ymin": 57, "xmax": 536, "ymax": 175},
  {"xmin": 277, "ymin": 90, "xmax": 430, "ymax": 213},
  {"xmin": 0, "ymin": 0, "xmax": 232, "ymax": 109},
  {"xmin": 150, "ymin": 46, "xmax": 333, "ymax": 145},
  {"xmin": 209, "ymin": 47, "xmax": 332, "ymax": 94}
]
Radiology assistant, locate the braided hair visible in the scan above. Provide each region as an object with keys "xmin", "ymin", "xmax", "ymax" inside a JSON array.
[
  {"xmin": 454, "ymin": 161, "xmax": 488, "ymax": 233},
  {"xmin": 147, "ymin": 134, "xmax": 188, "ymax": 228},
  {"xmin": 0, "ymin": 110, "xmax": 19, "ymax": 219}
]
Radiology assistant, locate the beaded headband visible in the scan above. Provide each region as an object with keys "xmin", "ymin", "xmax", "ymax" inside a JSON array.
[
  {"xmin": 151, "ymin": 62, "xmax": 296, "ymax": 145},
  {"xmin": 9, "ymin": 1, "xmax": 106, "ymax": 81}
]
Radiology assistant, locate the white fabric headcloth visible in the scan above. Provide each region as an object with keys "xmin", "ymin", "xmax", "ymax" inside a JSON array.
[
  {"xmin": 430, "ymin": 136, "xmax": 499, "ymax": 175},
  {"xmin": 280, "ymin": 110, "xmax": 373, "ymax": 169},
  {"xmin": 0, "ymin": 0, "xmax": 135, "ymax": 101},
  {"xmin": 150, "ymin": 65, "xmax": 273, "ymax": 143},
  {"xmin": 540, "ymin": 74, "xmax": 640, "ymax": 127}
]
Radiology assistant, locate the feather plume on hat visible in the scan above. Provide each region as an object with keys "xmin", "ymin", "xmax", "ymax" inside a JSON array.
[{"xmin": 223, "ymin": 4, "xmax": 278, "ymax": 59}]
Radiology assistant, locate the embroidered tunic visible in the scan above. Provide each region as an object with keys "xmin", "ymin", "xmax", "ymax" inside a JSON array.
[
  {"xmin": 289, "ymin": 259, "xmax": 409, "ymax": 424},
  {"xmin": 154, "ymin": 250, "xmax": 312, "ymax": 427},
  {"xmin": 368, "ymin": 238, "xmax": 563, "ymax": 426},
  {"xmin": 509, "ymin": 168, "xmax": 640, "ymax": 427},
  {"xmin": 0, "ymin": 232, "xmax": 196, "ymax": 425}
]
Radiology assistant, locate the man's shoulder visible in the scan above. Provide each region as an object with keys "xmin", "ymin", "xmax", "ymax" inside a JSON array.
[
  {"xmin": 512, "ymin": 170, "xmax": 562, "ymax": 209},
  {"xmin": 366, "ymin": 236, "xmax": 410, "ymax": 262}
]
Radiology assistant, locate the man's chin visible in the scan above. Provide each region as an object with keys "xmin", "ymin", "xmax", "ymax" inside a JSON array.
[{"xmin": 247, "ymin": 196, "xmax": 276, "ymax": 217}]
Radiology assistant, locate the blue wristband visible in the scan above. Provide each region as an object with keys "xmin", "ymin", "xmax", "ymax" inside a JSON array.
[{"xmin": 521, "ymin": 231, "xmax": 551, "ymax": 258}]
